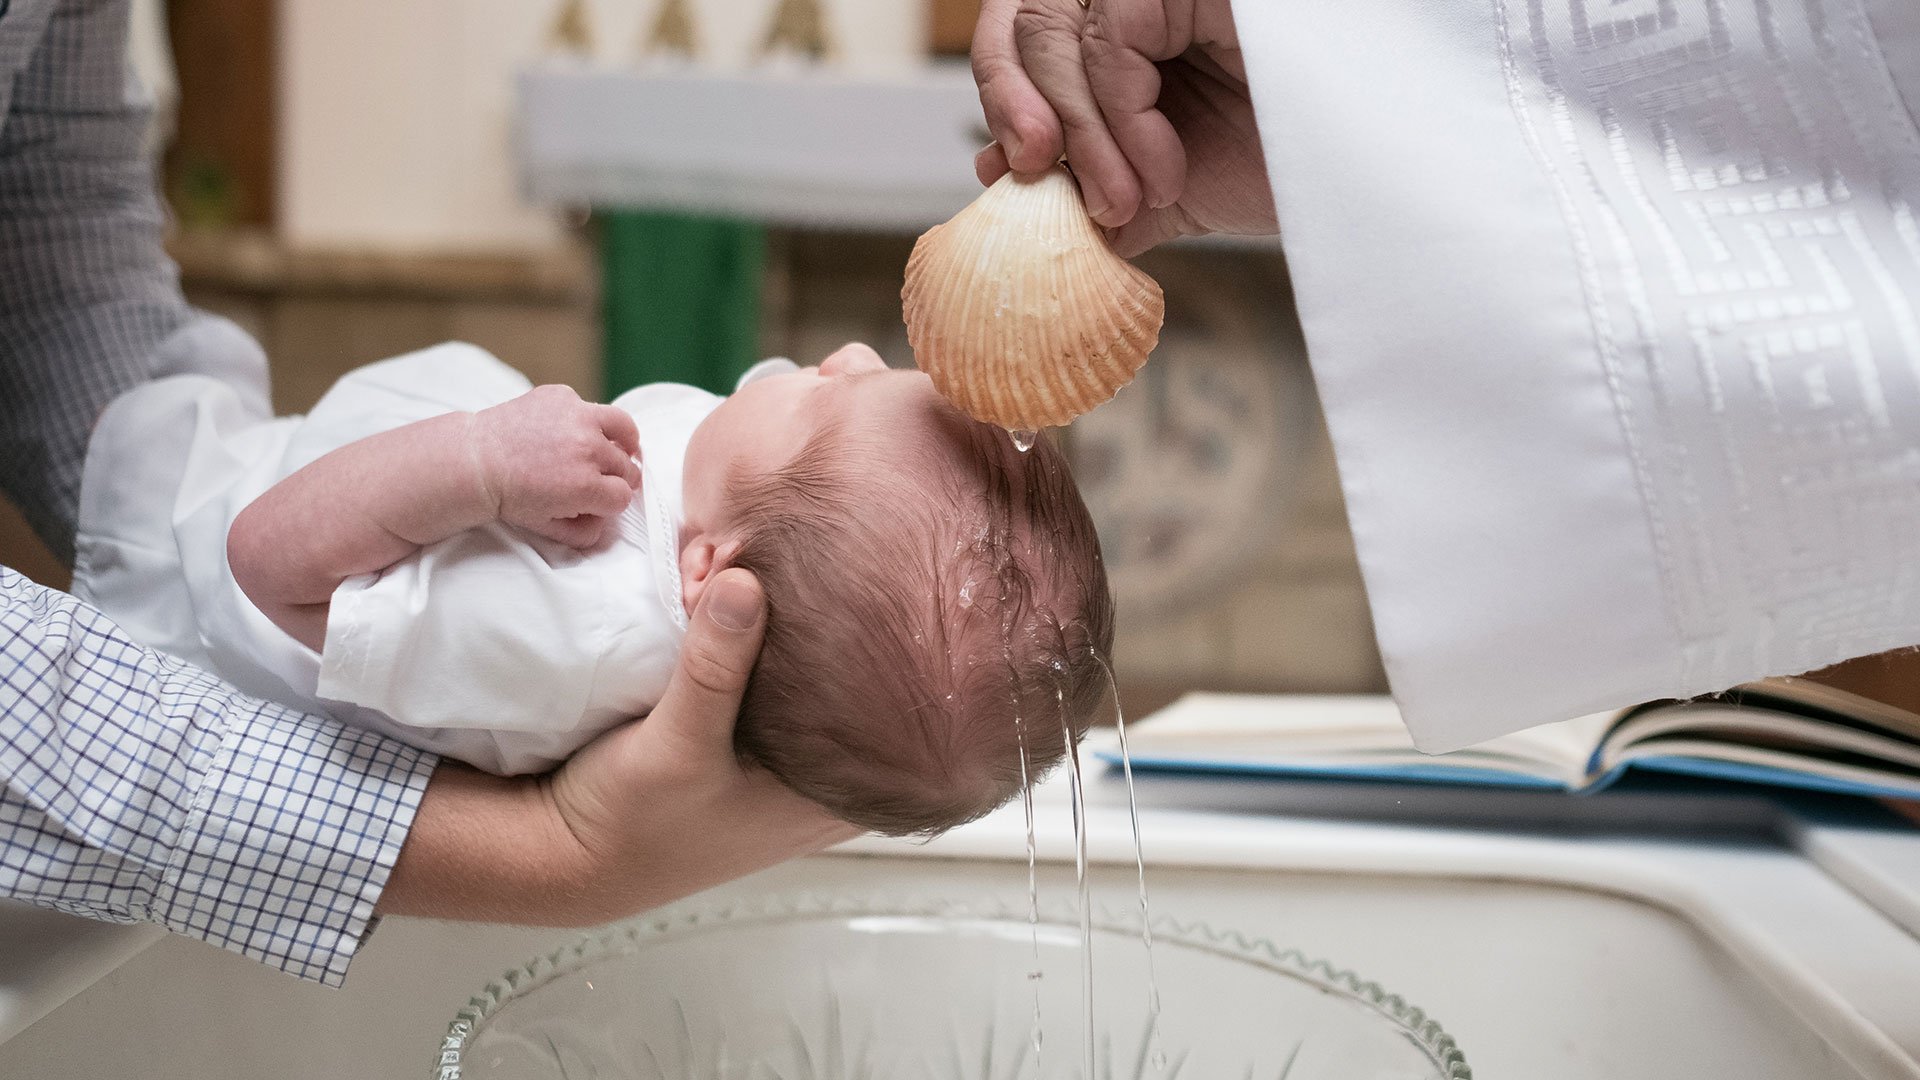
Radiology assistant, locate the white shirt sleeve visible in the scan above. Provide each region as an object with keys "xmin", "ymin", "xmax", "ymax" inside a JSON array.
[{"xmin": 1237, "ymin": 0, "xmax": 1920, "ymax": 749}]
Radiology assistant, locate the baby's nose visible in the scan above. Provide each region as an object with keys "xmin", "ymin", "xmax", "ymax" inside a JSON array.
[{"xmin": 819, "ymin": 342, "xmax": 887, "ymax": 377}]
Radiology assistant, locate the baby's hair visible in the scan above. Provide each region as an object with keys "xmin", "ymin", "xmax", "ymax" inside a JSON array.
[{"xmin": 724, "ymin": 391, "xmax": 1115, "ymax": 837}]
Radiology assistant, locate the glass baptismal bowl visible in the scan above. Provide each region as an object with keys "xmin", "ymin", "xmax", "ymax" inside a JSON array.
[{"xmin": 433, "ymin": 894, "xmax": 1471, "ymax": 1079}]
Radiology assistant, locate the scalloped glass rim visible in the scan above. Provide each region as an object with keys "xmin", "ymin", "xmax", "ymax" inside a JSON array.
[{"xmin": 433, "ymin": 892, "xmax": 1472, "ymax": 1079}]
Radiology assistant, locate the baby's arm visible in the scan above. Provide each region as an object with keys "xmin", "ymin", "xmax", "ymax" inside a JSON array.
[{"xmin": 229, "ymin": 385, "xmax": 642, "ymax": 651}]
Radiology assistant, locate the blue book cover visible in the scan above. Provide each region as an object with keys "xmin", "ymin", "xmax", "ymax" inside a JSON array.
[{"xmin": 1092, "ymin": 681, "xmax": 1920, "ymax": 802}]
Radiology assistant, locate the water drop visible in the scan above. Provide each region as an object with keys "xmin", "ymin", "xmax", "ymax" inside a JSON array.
[{"xmin": 1009, "ymin": 427, "xmax": 1040, "ymax": 452}]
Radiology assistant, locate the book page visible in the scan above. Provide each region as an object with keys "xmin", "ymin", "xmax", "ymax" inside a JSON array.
[
  {"xmin": 1612, "ymin": 739, "xmax": 1920, "ymax": 800},
  {"xmin": 1102, "ymin": 693, "xmax": 1613, "ymax": 789},
  {"xmin": 1740, "ymin": 677, "xmax": 1920, "ymax": 742},
  {"xmin": 1601, "ymin": 705, "xmax": 1920, "ymax": 775}
]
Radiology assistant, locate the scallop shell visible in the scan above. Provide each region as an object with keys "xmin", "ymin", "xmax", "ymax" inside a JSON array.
[{"xmin": 902, "ymin": 166, "xmax": 1165, "ymax": 430}]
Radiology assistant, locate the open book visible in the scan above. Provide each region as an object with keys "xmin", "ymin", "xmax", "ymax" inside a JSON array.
[{"xmin": 1093, "ymin": 678, "xmax": 1920, "ymax": 801}]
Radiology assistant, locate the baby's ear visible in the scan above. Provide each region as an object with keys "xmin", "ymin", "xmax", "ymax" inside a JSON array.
[{"xmin": 679, "ymin": 535, "xmax": 745, "ymax": 614}]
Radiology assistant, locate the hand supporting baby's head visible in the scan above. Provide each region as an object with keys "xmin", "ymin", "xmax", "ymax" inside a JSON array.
[{"xmin": 683, "ymin": 358, "xmax": 1113, "ymax": 836}]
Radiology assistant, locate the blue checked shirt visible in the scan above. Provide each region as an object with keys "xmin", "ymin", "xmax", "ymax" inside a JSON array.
[{"xmin": 1, "ymin": 0, "xmax": 439, "ymax": 984}]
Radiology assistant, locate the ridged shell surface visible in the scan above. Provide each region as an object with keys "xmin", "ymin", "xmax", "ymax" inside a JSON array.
[{"xmin": 902, "ymin": 167, "xmax": 1165, "ymax": 430}]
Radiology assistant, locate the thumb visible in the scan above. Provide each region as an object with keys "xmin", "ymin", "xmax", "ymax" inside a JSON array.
[
  {"xmin": 596, "ymin": 403, "xmax": 642, "ymax": 458},
  {"xmin": 648, "ymin": 568, "xmax": 766, "ymax": 759}
]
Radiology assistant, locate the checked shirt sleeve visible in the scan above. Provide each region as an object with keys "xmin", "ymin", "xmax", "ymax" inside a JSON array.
[{"xmin": 0, "ymin": 569, "xmax": 437, "ymax": 985}]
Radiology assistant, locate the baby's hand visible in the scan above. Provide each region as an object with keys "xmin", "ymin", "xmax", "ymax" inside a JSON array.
[{"xmin": 469, "ymin": 385, "xmax": 642, "ymax": 549}]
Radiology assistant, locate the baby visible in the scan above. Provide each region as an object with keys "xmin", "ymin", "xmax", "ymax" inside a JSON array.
[{"xmin": 73, "ymin": 341, "xmax": 1113, "ymax": 836}]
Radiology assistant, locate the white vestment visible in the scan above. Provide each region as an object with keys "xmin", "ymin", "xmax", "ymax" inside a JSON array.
[{"xmin": 1234, "ymin": 0, "xmax": 1920, "ymax": 749}]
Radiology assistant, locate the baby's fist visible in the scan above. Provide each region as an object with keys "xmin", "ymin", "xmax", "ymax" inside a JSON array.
[{"xmin": 470, "ymin": 385, "xmax": 642, "ymax": 549}]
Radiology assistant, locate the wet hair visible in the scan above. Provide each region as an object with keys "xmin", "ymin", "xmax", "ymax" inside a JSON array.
[{"xmin": 723, "ymin": 386, "xmax": 1115, "ymax": 837}]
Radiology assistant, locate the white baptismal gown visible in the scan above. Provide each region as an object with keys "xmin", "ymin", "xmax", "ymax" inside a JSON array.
[{"xmin": 73, "ymin": 342, "xmax": 791, "ymax": 774}]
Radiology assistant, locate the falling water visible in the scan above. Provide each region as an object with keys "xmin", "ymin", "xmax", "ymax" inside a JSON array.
[
  {"xmin": 1100, "ymin": 655, "xmax": 1166, "ymax": 1072},
  {"xmin": 1059, "ymin": 685, "xmax": 1094, "ymax": 1080},
  {"xmin": 998, "ymin": 580, "xmax": 1044, "ymax": 1075},
  {"xmin": 1009, "ymin": 428, "xmax": 1040, "ymax": 453},
  {"xmin": 1014, "ymin": 707, "xmax": 1044, "ymax": 1073}
]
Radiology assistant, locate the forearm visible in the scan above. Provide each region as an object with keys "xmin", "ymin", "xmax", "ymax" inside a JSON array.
[
  {"xmin": 228, "ymin": 412, "xmax": 498, "ymax": 647},
  {"xmin": 383, "ymin": 761, "xmax": 750, "ymax": 928},
  {"xmin": 377, "ymin": 763, "xmax": 609, "ymax": 926},
  {"xmin": 0, "ymin": 568, "xmax": 755, "ymax": 977}
]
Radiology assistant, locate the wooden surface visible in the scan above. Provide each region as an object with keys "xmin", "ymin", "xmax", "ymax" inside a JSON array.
[
  {"xmin": 0, "ymin": 496, "xmax": 68, "ymax": 592},
  {"xmin": 929, "ymin": 0, "xmax": 980, "ymax": 55},
  {"xmin": 1804, "ymin": 650, "xmax": 1920, "ymax": 721},
  {"xmin": 164, "ymin": 0, "xmax": 277, "ymax": 227},
  {"xmin": 167, "ymin": 229, "xmax": 595, "ymax": 303},
  {"xmin": 169, "ymin": 232, "xmax": 600, "ymax": 414}
]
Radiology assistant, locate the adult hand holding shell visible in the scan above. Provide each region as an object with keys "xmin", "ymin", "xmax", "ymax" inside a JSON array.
[
  {"xmin": 970, "ymin": 0, "xmax": 1276, "ymax": 257},
  {"xmin": 904, "ymin": 0, "xmax": 1281, "ymax": 433}
]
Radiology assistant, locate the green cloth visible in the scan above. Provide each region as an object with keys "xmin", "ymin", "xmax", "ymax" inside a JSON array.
[{"xmin": 601, "ymin": 211, "xmax": 766, "ymax": 398}]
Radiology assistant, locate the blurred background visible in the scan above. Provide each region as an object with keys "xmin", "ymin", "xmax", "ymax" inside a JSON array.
[{"xmin": 0, "ymin": 0, "xmax": 1389, "ymax": 718}]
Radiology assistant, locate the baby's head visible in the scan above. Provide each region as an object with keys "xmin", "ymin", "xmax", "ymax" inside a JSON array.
[{"xmin": 679, "ymin": 345, "xmax": 1115, "ymax": 836}]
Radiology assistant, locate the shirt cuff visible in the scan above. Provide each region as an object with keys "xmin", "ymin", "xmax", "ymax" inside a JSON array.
[
  {"xmin": 145, "ymin": 701, "xmax": 436, "ymax": 986},
  {"xmin": 316, "ymin": 572, "xmax": 381, "ymax": 708}
]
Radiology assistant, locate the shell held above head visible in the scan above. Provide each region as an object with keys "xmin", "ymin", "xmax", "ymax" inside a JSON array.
[{"xmin": 901, "ymin": 166, "xmax": 1166, "ymax": 432}]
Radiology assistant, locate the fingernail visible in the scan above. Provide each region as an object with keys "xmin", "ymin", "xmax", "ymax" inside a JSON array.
[
  {"xmin": 1080, "ymin": 181, "xmax": 1108, "ymax": 219},
  {"xmin": 707, "ymin": 576, "xmax": 759, "ymax": 632},
  {"xmin": 1004, "ymin": 132, "xmax": 1024, "ymax": 164}
]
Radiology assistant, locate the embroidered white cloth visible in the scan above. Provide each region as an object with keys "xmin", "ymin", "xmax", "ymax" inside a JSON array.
[
  {"xmin": 74, "ymin": 343, "xmax": 788, "ymax": 774},
  {"xmin": 1236, "ymin": 0, "xmax": 1920, "ymax": 749}
]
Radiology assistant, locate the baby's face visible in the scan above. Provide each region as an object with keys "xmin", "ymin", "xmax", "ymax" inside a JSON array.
[{"xmin": 679, "ymin": 344, "xmax": 945, "ymax": 605}]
